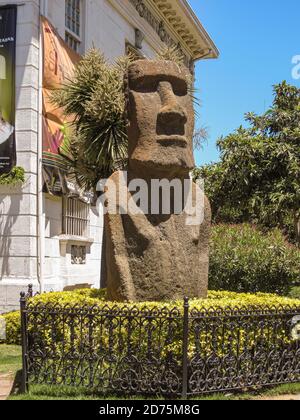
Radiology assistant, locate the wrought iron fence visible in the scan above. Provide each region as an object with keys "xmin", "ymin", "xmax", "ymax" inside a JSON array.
[{"xmin": 20, "ymin": 288, "xmax": 300, "ymax": 397}]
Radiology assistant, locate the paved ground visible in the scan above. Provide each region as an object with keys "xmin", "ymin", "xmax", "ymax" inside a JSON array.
[{"xmin": 0, "ymin": 374, "xmax": 14, "ymax": 400}]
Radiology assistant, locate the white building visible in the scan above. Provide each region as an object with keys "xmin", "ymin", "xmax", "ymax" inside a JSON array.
[{"xmin": 0, "ymin": 0, "xmax": 218, "ymax": 313}]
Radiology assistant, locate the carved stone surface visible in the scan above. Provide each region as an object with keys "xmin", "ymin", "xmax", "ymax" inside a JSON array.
[{"xmin": 105, "ymin": 60, "xmax": 211, "ymax": 302}]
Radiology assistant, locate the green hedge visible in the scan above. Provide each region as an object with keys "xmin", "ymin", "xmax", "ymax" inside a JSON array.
[
  {"xmin": 1, "ymin": 288, "xmax": 300, "ymax": 346},
  {"xmin": 209, "ymin": 224, "xmax": 300, "ymax": 295}
]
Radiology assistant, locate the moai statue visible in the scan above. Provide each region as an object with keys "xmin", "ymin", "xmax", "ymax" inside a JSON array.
[{"xmin": 104, "ymin": 60, "xmax": 211, "ymax": 302}]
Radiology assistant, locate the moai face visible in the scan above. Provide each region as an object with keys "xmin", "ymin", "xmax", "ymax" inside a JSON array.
[{"xmin": 126, "ymin": 60, "xmax": 195, "ymax": 177}]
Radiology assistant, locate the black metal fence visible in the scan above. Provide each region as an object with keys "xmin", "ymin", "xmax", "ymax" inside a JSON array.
[{"xmin": 20, "ymin": 290, "xmax": 300, "ymax": 397}]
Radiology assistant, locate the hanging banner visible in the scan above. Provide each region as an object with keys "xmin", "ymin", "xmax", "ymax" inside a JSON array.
[
  {"xmin": 0, "ymin": 6, "xmax": 17, "ymax": 174},
  {"xmin": 42, "ymin": 16, "xmax": 80, "ymax": 172}
]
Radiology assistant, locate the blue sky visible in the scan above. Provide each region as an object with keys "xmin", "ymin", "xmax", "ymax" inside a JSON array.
[{"xmin": 190, "ymin": 0, "xmax": 300, "ymax": 166}]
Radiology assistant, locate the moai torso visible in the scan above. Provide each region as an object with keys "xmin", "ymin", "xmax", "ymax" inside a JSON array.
[{"xmin": 105, "ymin": 61, "xmax": 211, "ymax": 302}]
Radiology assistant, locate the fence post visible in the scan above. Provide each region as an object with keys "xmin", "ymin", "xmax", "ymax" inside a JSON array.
[
  {"xmin": 182, "ymin": 297, "xmax": 189, "ymax": 399},
  {"xmin": 20, "ymin": 292, "xmax": 28, "ymax": 394},
  {"xmin": 27, "ymin": 284, "xmax": 33, "ymax": 298}
]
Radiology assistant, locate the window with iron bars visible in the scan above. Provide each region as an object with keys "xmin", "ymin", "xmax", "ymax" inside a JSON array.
[
  {"xmin": 65, "ymin": 0, "xmax": 82, "ymax": 53},
  {"xmin": 63, "ymin": 197, "xmax": 90, "ymax": 237}
]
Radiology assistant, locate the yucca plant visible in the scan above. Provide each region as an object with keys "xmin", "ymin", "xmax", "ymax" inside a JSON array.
[{"xmin": 52, "ymin": 49, "xmax": 133, "ymax": 192}]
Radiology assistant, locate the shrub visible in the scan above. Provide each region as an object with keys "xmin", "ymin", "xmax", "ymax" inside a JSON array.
[
  {"xmin": 2, "ymin": 288, "xmax": 300, "ymax": 346},
  {"xmin": 0, "ymin": 289, "xmax": 107, "ymax": 346},
  {"xmin": 209, "ymin": 224, "xmax": 300, "ymax": 294},
  {"xmin": 1, "ymin": 312, "xmax": 21, "ymax": 345},
  {"xmin": 288, "ymin": 286, "xmax": 300, "ymax": 300},
  {"xmin": 0, "ymin": 166, "xmax": 25, "ymax": 186}
]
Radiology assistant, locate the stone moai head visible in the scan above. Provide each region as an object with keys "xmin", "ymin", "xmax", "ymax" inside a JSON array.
[{"xmin": 126, "ymin": 60, "xmax": 195, "ymax": 177}]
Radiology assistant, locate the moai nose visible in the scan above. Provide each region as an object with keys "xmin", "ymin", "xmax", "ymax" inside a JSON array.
[{"xmin": 158, "ymin": 81, "xmax": 187, "ymax": 126}]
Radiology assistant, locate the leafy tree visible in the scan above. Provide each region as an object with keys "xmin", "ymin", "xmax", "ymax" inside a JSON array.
[{"xmin": 194, "ymin": 82, "xmax": 300, "ymax": 244}]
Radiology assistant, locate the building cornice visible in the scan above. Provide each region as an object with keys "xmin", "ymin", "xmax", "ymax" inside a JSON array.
[
  {"xmin": 129, "ymin": 0, "xmax": 219, "ymax": 61},
  {"xmin": 150, "ymin": 0, "xmax": 219, "ymax": 60},
  {"xmin": 128, "ymin": 0, "xmax": 191, "ymax": 67},
  {"xmin": 109, "ymin": 0, "xmax": 218, "ymax": 67},
  {"xmin": 108, "ymin": 0, "xmax": 169, "ymax": 55}
]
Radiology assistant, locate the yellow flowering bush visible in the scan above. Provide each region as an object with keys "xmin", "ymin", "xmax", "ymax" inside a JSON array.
[
  {"xmin": 1, "ymin": 311, "xmax": 20, "ymax": 345},
  {"xmin": 2, "ymin": 289, "xmax": 299, "ymax": 348}
]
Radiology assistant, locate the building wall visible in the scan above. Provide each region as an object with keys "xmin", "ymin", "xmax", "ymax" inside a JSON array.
[
  {"xmin": 0, "ymin": 0, "xmax": 40, "ymax": 312},
  {"xmin": 85, "ymin": 0, "xmax": 164, "ymax": 60},
  {"xmin": 43, "ymin": 195, "xmax": 103, "ymax": 291},
  {"xmin": 86, "ymin": 0, "xmax": 136, "ymax": 60},
  {"xmin": 47, "ymin": 0, "xmax": 162, "ymax": 60}
]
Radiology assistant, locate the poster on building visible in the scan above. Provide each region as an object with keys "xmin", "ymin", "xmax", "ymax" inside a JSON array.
[
  {"xmin": 0, "ymin": 6, "xmax": 17, "ymax": 174},
  {"xmin": 42, "ymin": 17, "xmax": 80, "ymax": 188}
]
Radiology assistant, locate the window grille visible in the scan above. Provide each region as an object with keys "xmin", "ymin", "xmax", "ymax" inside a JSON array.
[
  {"xmin": 65, "ymin": 0, "xmax": 82, "ymax": 52},
  {"xmin": 63, "ymin": 197, "xmax": 90, "ymax": 237},
  {"xmin": 65, "ymin": 32, "xmax": 81, "ymax": 52}
]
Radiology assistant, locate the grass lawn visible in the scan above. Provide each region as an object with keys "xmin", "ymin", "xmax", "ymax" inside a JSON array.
[
  {"xmin": 1, "ymin": 345, "xmax": 300, "ymax": 400},
  {"xmin": 8, "ymin": 383, "xmax": 300, "ymax": 401},
  {"xmin": 0, "ymin": 345, "xmax": 22, "ymax": 375}
]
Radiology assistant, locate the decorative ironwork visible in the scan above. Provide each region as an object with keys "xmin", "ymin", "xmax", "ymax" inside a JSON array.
[
  {"xmin": 23, "ymin": 298, "xmax": 183, "ymax": 396},
  {"xmin": 20, "ymin": 288, "xmax": 300, "ymax": 397},
  {"xmin": 188, "ymin": 305, "xmax": 300, "ymax": 395}
]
